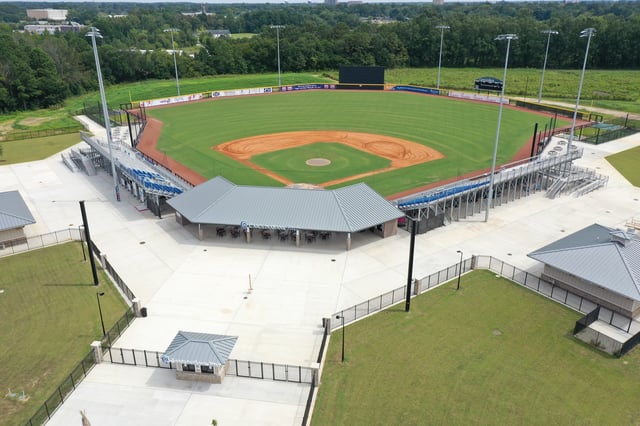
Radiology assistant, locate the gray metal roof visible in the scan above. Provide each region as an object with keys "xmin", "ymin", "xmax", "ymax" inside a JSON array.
[
  {"xmin": 0, "ymin": 191, "xmax": 36, "ymax": 232},
  {"xmin": 162, "ymin": 331, "xmax": 238, "ymax": 367},
  {"xmin": 167, "ymin": 177, "xmax": 404, "ymax": 233},
  {"xmin": 528, "ymin": 224, "xmax": 640, "ymax": 300}
]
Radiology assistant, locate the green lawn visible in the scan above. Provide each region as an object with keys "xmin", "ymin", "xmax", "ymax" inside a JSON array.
[
  {"xmin": 312, "ymin": 270, "xmax": 640, "ymax": 425},
  {"xmin": 606, "ymin": 146, "xmax": 640, "ymax": 187},
  {"xmin": 150, "ymin": 90, "xmax": 569, "ymax": 195},
  {"xmin": 0, "ymin": 242, "xmax": 129, "ymax": 425},
  {"xmin": 251, "ymin": 142, "xmax": 390, "ymax": 184},
  {"xmin": 0, "ymin": 134, "xmax": 81, "ymax": 165}
]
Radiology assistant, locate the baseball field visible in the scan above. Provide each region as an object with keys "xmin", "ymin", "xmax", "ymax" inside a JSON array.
[{"xmin": 144, "ymin": 90, "xmax": 570, "ymax": 196}]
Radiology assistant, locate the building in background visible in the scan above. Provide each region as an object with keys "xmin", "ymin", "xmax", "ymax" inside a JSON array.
[{"xmin": 26, "ymin": 9, "xmax": 68, "ymax": 21}]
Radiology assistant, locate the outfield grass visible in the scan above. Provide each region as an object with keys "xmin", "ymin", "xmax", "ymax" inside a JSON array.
[
  {"xmin": 150, "ymin": 90, "xmax": 569, "ymax": 195},
  {"xmin": 606, "ymin": 146, "xmax": 640, "ymax": 187},
  {"xmin": 312, "ymin": 270, "xmax": 640, "ymax": 425},
  {"xmin": 0, "ymin": 133, "xmax": 81, "ymax": 165},
  {"xmin": 0, "ymin": 243, "xmax": 129, "ymax": 425},
  {"xmin": 251, "ymin": 142, "xmax": 390, "ymax": 184}
]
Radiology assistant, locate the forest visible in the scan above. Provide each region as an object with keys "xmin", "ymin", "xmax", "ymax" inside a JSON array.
[{"xmin": 1, "ymin": 1, "xmax": 639, "ymax": 113}]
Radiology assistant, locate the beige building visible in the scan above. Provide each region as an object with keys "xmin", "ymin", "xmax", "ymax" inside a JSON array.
[{"xmin": 26, "ymin": 9, "xmax": 68, "ymax": 21}]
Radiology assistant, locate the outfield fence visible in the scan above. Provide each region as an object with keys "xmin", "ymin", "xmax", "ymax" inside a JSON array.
[{"xmin": 2, "ymin": 126, "xmax": 81, "ymax": 142}]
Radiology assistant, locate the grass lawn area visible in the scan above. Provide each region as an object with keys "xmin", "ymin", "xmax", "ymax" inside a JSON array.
[
  {"xmin": 251, "ymin": 142, "xmax": 390, "ymax": 184},
  {"xmin": 606, "ymin": 146, "xmax": 640, "ymax": 187},
  {"xmin": 312, "ymin": 270, "xmax": 640, "ymax": 425},
  {"xmin": 0, "ymin": 134, "xmax": 81, "ymax": 165},
  {"xmin": 0, "ymin": 242, "xmax": 129, "ymax": 425},
  {"xmin": 150, "ymin": 91, "xmax": 569, "ymax": 195}
]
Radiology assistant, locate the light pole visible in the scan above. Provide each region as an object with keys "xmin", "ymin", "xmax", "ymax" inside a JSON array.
[
  {"xmin": 96, "ymin": 291, "xmax": 106, "ymax": 337},
  {"xmin": 485, "ymin": 34, "xmax": 517, "ymax": 223},
  {"xmin": 335, "ymin": 314, "xmax": 345, "ymax": 362},
  {"xmin": 456, "ymin": 250, "xmax": 463, "ymax": 290},
  {"xmin": 537, "ymin": 30, "xmax": 558, "ymax": 103},
  {"xmin": 270, "ymin": 25, "xmax": 285, "ymax": 88},
  {"xmin": 435, "ymin": 25, "xmax": 450, "ymax": 91},
  {"xmin": 568, "ymin": 28, "xmax": 596, "ymax": 152},
  {"xmin": 164, "ymin": 28, "xmax": 180, "ymax": 96},
  {"xmin": 86, "ymin": 27, "xmax": 120, "ymax": 202}
]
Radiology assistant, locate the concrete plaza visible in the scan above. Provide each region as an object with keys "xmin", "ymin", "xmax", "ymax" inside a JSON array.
[{"xmin": 1, "ymin": 131, "xmax": 638, "ymax": 425}]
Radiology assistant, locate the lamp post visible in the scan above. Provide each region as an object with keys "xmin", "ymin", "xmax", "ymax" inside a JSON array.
[
  {"xmin": 485, "ymin": 34, "xmax": 517, "ymax": 223},
  {"xmin": 96, "ymin": 291, "xmax": 106, "ymax": 337},
  {"xmin": 270, "ymin": 25, "xmax": 285, "ymax": 88},
  {"xmin": 164, "ymin": 28, "xmax": 180, "ymax": 96},
  {"xmin": 86, "ymin": 27, "xmax": 120, "ymax": 202},
  {"xmin": 335, "ymin": 314, "xmax": 345, "ymax": 362},
  {"xmin": 537, "ymin": 30, "xmax": 558, "ymax": 103},
  {"xmin": 567, "ymin": 28, "xmax": 596, "ymax": 152},
  {"xmin": 456, "ymin": 250, "xmax": 463, "ymax": 290},
  {"xmin": 435, "ymin": 25, "xmax": 450, "ymax": 91}
]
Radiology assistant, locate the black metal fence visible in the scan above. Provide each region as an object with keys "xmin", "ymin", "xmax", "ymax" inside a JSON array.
[
  {"xmin": 574, "ymin": 307, "xmax": 601, "ymax": 335},
  {"xmin": 620, "ymin": 329, "xmax": 640, "ymax": 356},
  {"xmin": 0, "ymin": 228, "xmax": 79, "ymax": 257},
  {"xmin": 90, "ymin": 241, "xmax": 136, "ymax": 302},
  {"xmin": 475, "ymin": 255, "xmax": 635, "ymax": 334},
  {"xmin": 2, "ymin": 126, "xmax": 81, "ymax": 141},
  {"xmin": 100, "ymin": 307, "xmax": 136, "ymax": 348},
  {"xmin": 331, "ymin": 259, "xmax": 471, "ymax": 330},
  {"xmin": 24, "ymin": 350, "xmax": 96, "ymax": 426},
  {"xmin": 102, "ymin": 346, "xmax": 316, "ymax": 384}
]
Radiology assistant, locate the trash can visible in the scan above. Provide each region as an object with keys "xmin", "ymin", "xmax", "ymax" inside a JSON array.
[{"xmin": 141, "ymin": 307, "xmax": 148, "ymax": 317}]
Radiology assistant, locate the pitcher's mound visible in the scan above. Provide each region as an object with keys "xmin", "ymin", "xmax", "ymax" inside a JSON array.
[{"xmin": 306, "ymin": 158, "xmax": 331, "ymax": 166}]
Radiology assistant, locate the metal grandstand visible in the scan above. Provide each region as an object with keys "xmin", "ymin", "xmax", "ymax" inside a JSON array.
[{"xmin": 392, "ymin": 137, "xmax": 608, "ymax": 232}]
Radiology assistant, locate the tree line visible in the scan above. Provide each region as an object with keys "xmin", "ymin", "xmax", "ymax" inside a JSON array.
[{"xmin": 1, "ymin": 1, "xmax": 639, "ymax": 113}]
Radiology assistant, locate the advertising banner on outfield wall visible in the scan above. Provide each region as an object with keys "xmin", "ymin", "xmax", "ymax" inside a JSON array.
[
  {"xmin": 282, "ymin": 84, "xmax": 336, "ymax": 91},
  {"xmin": 391, "ymin": 86, "xmax": 440, "ymax": 95},
  {"xmin": 448, "ymin": 91, "xmax": 509, "ymax": 104},
  {"xmin": 211, "ymin": 87, "xmax": 273, "ymax": 98},
  {"xmin": 140, "ymin": 93, "xmax": 203, "ymax": 108}
]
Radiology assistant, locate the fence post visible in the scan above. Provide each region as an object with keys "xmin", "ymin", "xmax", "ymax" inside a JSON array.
[{"xmin": 91, "ymin": 341, "xmax": 103, "ymax": 363}]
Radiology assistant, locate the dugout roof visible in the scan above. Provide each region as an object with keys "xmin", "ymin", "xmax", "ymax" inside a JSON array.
[
  {"xmin": 167, "ymin": 176, "xmax": 404, "ymax": 233},
  {"xmin": 0, "ymin": 190, "xmax": 36, "ymax": 231},
  {"xmin": 528, "ymin": 224, "xmax": 640, "ymax": 300}
]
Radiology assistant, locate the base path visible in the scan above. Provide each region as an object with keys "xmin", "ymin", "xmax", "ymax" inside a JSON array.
[{"xmin": 215, "ymin": 131, "xmax": 444, "ymax": 186}]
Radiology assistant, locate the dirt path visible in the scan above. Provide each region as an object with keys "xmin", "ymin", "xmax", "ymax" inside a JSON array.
[{"xmin": 536, "ymin": 99, "xmax": 640, "ymax": 121}]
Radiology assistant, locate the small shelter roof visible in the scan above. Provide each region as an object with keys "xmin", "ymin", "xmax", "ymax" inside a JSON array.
[
  {"xmin": 0, "ymin": 191, "xmax": 36, "ymax": 231},
  {"xmin": 162, "ymin": 331, "xmax": 238, "ymax": 367}
]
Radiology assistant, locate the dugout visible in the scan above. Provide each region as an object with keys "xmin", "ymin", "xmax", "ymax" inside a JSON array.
[
  {"xmin": 338, "ymin": 66, "xmax": 385, "ymax": 91},
  {"xmin": 474, "ymin": 77, "xmax": 503, "ymax": 92}
]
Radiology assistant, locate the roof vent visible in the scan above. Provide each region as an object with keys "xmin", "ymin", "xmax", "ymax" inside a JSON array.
[{"xmin": 610, "ymin": 230, "xmax": 631, "ymax": 247}]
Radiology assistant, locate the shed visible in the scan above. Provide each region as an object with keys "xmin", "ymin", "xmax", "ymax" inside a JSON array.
[
  {"xmin": 0, "ymin": 190, "xmax": 36, "ymax": 245},
  {"xmin": 162, "ymin": 331, "xmax": 238, "ymax": 383}
]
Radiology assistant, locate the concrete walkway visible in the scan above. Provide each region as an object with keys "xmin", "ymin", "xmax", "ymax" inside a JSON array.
[{"xmin": 1, "ymin": 130, "xmax": 638, "ymax": 425}]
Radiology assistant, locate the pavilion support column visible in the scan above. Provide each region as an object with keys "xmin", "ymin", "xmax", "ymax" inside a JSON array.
[
  {"xmin": 245, "ymin": 227, "xmax": 251, "ymax": 243},
  {"xmin": 198, "ymin": 224, "xmax": 204, "ymax": 240},
  {"xmin": 295, "ymin": 230, "xmax": 300, "ymax": 247},
  {"xmin": 346, "ymin": 232, "xmax": 352, "ymax": 250}
]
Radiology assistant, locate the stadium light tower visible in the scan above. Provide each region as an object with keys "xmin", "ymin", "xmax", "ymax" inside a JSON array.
[
  {"xmin": 567, "ymin": 28, "xmax": 596, "ymax": 152},
  {"xmin": 485, "ymin": 34, "xmax": 517, "ymax": 223},
  {"xmin": 270, "ymin": 25, "xmax": 285, "ymax": 88},
  {"xmin": 435, "ymin": 25, "xmax": 450, "ymax": 91},
  {"xmin": 538, "ymin": 30, "xmax": 558, "ymax": 103},
  {"xmin": 86, "ymin": 27, "xmax": 120, "ymax": 202},
  {"xmin": 164, "ymin": 28, "xmax": 181, "ymax": 96}
]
